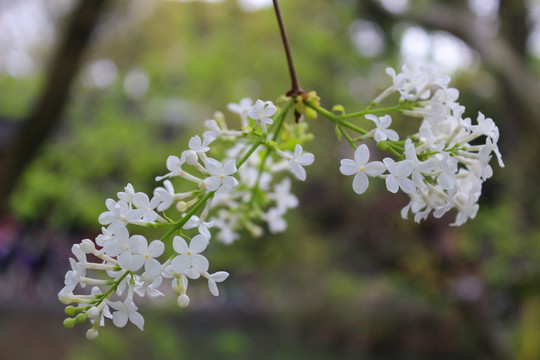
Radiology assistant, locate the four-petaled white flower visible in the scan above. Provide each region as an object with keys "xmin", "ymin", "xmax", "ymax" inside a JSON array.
[
  {"xmin": 184, "ymin": 215, "xmax": 214, "ymax": 239},
  {"xmin": 171, "ymin": 235, "xmax": 210, "ymax": 275},
  {"xmin": 188, "ymin": 135, "xmax": 214, "ymax": 154},
  {"xmin": 382, "ymin": 158, "xmax": 416, "ymax": 194},
  {"xmin": 339, "ymin": 144, "xmax": 386, "ymax": 194},
  {"xmin": 227, "ymin": 97, "xmax": 253, "ymax": 127},
  {"xmin": 109, "ymin": 298, "xmax": 144, "ymax": 330},
  {"xmin": 288, "ymin": 144, "xmax": 315, "ymax": 181},
  {"xmin": 365, "ymin": 114, "xmax": 399, "ymax": 142},
  {"xmin": 247, "ymin": 100, "xmax": 277, "ymax": 131},
  {"xmin": 204, "ymin": 158, "xmax": 239, "ymax": 191}
]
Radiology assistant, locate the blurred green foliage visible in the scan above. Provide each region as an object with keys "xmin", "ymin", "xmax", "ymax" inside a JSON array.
[{"xmin": 2, "ymin": 0, "xmax": 540, "ymax": 359}]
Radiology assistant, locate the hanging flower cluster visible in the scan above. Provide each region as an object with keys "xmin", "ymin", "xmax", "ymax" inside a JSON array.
[
  {"xmin": 59, "ymin": 65, "xmax": 503, "ymax": 339},
  {"xmin": 324, "ymin": 65, "xmax": 503, "ymax": 226},
  {"xmin": 59, "ymin": 97, "xmax": 315, "ymax": 339}
]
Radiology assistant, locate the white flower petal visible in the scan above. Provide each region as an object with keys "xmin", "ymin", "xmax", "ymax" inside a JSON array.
[
  {"xmin": 340, "ymin": 159, "xmax": 359, "ymax": 176},
  {"xmin": 222, "ymin": 176, "xmax": 238, "ymax": 191},
  {"xmin": 129, "ymin": 311, "xmax": 144, "ymax": 331},
  {"xmin": 364, "ymin": 161, "xmax": 386, "ymax": 176},
  {"xmin": 204, "ymin": 176, "xmax": 222, "ymax": 191},
  {"xmin": 352, "ymin": 172, "xmax": 369, "ymax": 194},
  {"xmin": 289, "ymin": 162, "xmax": 306, "ymax": 181},
  {"xmin": 147, "ymin": 240, "xmax": 164, "ymax": 258},
  {"xmin": 112, "ymin": 310, "xmax": 128, "ymax": 328},
  {"xmin": 190, "ymin": 235, "xmax": 209, "ymax": 253},
  {"xmin": 354, "ymin": 145, "xmax": 369, "ymax": 165},
  {"xmin": 386, "ymin": 176, "xmax": 399, "ymax": 193},
  {"xmin": 144, "ymin": 258, "xmax": 163, "ymax": 277},
  {"xmin": 208, "ymin": 279, "xmax": 219, "ymax": 296},
  {"xmin": 191, "ymin": 254, "xmax": 209, "ymax": 273},
  {"xmin": 173, "ymin": 236, "xmax": 189, "ymax": 254}
]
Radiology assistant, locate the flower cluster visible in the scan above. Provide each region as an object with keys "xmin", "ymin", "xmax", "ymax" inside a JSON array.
[
  {"xmin": 59, "ymin": 65, "xmax": 503, "ymax": 339},
  {"xmin": 59, "ymin": 97, "xmax": 315, "ymax": 339},
  {"xmin": 337, "ymin": 65, "xmax": 503, "ymax": 225}
]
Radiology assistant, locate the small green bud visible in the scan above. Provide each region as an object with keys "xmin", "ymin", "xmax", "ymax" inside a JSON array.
[
  {"xmin": 332, "ymin": 104, "xmax": 345, "ymax": 115},
  {"xmin": 377, "ymin": 141, "xmax": 389, "ymax": 150},
  {"xmin": 64, "ymin": 306, "xmax": 77, "ymax": 316},
  {"xmin": 63, "ymin": 318, "xmax": 76, "ymax": 328},
  {"xmin": 75, "ymin": 313, "xmax": 87, "ymax": 324}
]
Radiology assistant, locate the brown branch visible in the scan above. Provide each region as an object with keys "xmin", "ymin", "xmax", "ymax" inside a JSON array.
[
  {"xmin": 0, "ymin": 0, "xmax": 109, "ymax": 213},
  {"xmin": 272, "ymin": 0, "xmax": 304, "ymax": 97}
]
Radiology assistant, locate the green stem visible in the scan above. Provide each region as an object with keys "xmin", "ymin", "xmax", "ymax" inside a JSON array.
[
  {"xmin": 160, "ymin": 191, "xmax": 215, "ymax": 242},
  {"xmin": 250, "ymin": 98, "xmax": 294, "ymax": 200},
  {"xmin": 237, "ymin": 98, "xmax": 294, "ymax": 168},
  {"xmin": 338, "ymin": 125, "xmax": 357, "ymax": 149},
  {"xmin": 237, "ymin": 139, "xmax": 263, "ymax": 168},
  {"xmin": 305, "ymin": 101, "xmax": 367, "ymax": 135},
  {"xmin": 340, "ymin": 104, "xmax": 414, "ymax": 119}
]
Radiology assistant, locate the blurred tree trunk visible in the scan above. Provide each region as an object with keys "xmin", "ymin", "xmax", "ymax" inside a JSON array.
[{"xmin": 0, "ymin": 0, "xmax": 109, "ymax": 213}]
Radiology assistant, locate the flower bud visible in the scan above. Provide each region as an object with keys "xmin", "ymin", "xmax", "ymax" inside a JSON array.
[
  {"xmin": 64, "ymin": 306, "xmax": 77, "ymax": 316},
  {"xmin": 80, "ymin": 239, "xmax": 96, "ymax": 254},
  {"xmin": 86, "ymin": 329, "xmax": 99, "ymax": 340},
  {"xmin": 184, "ymin": 150, "xmax": 199, "ymax": 165},
  {"xmin": 63, "ymin": 318, "xmax": 76, "ymax": 328},
  {"xmin": 75, "ymin": 313, "xmax": 87, "ymax": 324},
  {"xmin": 177, "ymin": 294, "xmax": 190, "ymax": 308},
  {"xmin": 176, "ymin": 201, "xmax": 188, "ymax": 212},
  {"xmin": 58, "ymin": 294, "xmax": 74, "ymax": 305},
  {"xmin": 87, "ymin": 306, "xmax": 100, "ymax": 319}
]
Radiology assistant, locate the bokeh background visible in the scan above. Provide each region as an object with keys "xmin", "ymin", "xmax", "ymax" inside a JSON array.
[{"xmin": 1, "ymin": 0, "xmax": 539, "ymax": 359}]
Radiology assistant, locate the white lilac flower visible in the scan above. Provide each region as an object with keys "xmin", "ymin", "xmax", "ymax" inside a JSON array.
[
  {"xmin": 365, "ymin": 114, "xmax": 399, "ymax": 142},
  {"xmin": 213, "ymin": 212, "xmax": 240, "ymax": 245},
  {"xmin": 188, "ymin": 135, "xmax": 214, "ymax": 155},
  {"xmin": 247, "ymin": 99, "xmax": 277, "ymax": 131},
  {"xmin": 98, "ymin": 199, "xmax": 132, "ymax": 233},
  {"xmin": 109, "ymin": 298, "xmax": 144, "ymax": 330},
  {"xmin": 204, "ymin": 271, "xmax": 229, "ymax": 296},
  {"xmin": 339, "ymin": 144, "xmax": 386, "ymax": 195},
  {"xmin": 287, "ymin": 144, "xmax": 314, "ymax": 181},
  {"xmin": 261, "ymin": 207, "xmax": 287, "ymax": 233},
  {"xmin": 382, "ymin": 158, "xmax": 416, "ymax": 194},
  {"xmin": 134, "ymin": 274, "xmax": 164, "ymax": 299},
  {"xmin": 59, "ymin": 258, "xmax": 86, "ymax": 296},
  {"xmin": 130, "ymin": 192, "xmax": 162, "ymax": 223},
  {"xmin": 154, "ymin": 180, "xmax": 175, "ymax": 212},
  {"xmin": 227, "ymin": 97, "xmax": 253, "ymax": 127},
  {"xmin": 435, "ymin": 153, "xmax": 458, "ymax": 190},
  {"xmin": 155, "ymin": 155, "xmax": 185, "ymax": 181},
  {"xmin": 171, "ymin": 235, "xmax": 210, "ymax": 274},
  {"xmin": 204, "ymin": 158, "xmax": 239, "ymax": 191},
  {"xmin": 183, "ymin": 215, "xmax": 213, "ymax": 239},
  {"xmin": 404, "ymin": 139, "xmax": 438, "ymax": 189},
  {"xmin": 268, "ymin": 178, "xmax": 298, "ymax": 211},
  {"xmin": 117, "ymin": 183, "xmax": 136, "ymax": 203},
  {"xmin": 134, "ymin": 239, "xmax": 165, "ymax": 277},
  {"xmin": 103, "ymin": 230, "xmax": 147, "ymax": 272}
]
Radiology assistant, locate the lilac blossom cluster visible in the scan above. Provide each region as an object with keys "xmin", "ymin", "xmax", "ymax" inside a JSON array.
[
  {"xmin": 339, "ymin": 65, "xmax": 503, "ymax": 225},
  {"xmin": 59, "ymin": 98, "xmax": 314, "ymax": 339}
]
